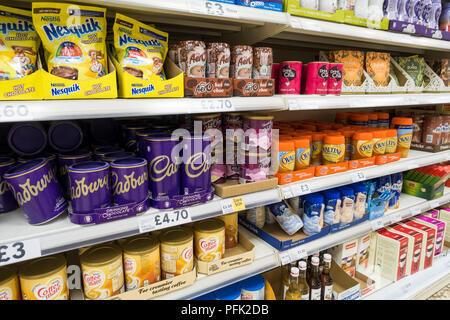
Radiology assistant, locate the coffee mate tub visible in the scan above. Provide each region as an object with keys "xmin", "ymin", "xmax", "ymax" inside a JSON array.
[
  {"xmin": 194, "ymin": 218, "xmax": 226, "ymax": 262},
  {"xmin": 0, "ymin": 265, "xmax": 20, "ymax": 300},
  {"xmin": 80, "ymin": 244, "xmax": 124, "ymax": 300},
  {"xmin": 122, "ymin": 235, "xmax": 161, "ymax": 290},
  {"xmin": 19, "ymin": 254, "xmax": 68, "ymax": 300},
  {"xmin": 160, "ymin": 227, "xmax": 194, "ymax": 279}
]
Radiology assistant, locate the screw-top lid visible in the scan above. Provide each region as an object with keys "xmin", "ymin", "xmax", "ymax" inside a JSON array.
[
  {"xmin": 304, "ymin": 193, "xmax": 324, "ymax": 204},
  {"xmin": 290, "ymin": 267, "xmax": 299, "ymax": 277},
  {"xmin": 311, "ymin": 256, "xmax": 320, "ymax": 265},
  {"xmin": 337, "ymin": 186, "xmax": 354, "ymax": 198},
  {"xmin": 298, "ymin": 261, "xmax": 307, "ymax": 270},
  {"xmin": 323, "ymin": 253, "xmax": 332, "ymax": 262},
  {"xmin": 322, "ymin": 189, "xmax": 341, "ymax": 200}
]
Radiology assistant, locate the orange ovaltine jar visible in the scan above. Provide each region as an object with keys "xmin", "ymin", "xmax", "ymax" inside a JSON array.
[
  {"xmin": 335, "ymin": 112, "xmax": 351, "ymax": 124},
  {"xmin": 339, "ymin": 129, "xmax": 355, "ymax": 161},
  {"xmin": 276, "ymin": 140, "xmax": 296, "ymax": 173},
  {"xmin": 293, "ymin": 138, "xmax": 311, "ymax": 170},
  {"xmin": 311, "ymin": 133, "xmax": 325, "ymax": 166},
  {"xmin": 322, "ymin": 135, "xmax": 346, "ymax": 164},
  {"xmin": 372, "ymin": 130, "xmax": 387, "ymax": 156},
  {"xmin": 385, "ymin": 128, "xmax": 398, "ymax": 154},
  {"xmin": 316, "ymin": 124, "xmax": 333, "ymax": 131},
  {"xmin": 367, "ymin": 112, "xmax": 379, "ymax": 128},
  {"xmin": 351, "ymin": 132, "xmax": 374, "ymax": 160},
  {"xmin": 350, "ymin": 113, "xmax": 369, "ymax": 127},
  {"xmin": 299, "ymin": 124, "xmax": 317, "ymax": 131},
  {"xmin": 390, "ymin": 117, "xmax": 413, "ymax": 158},
  {"xmin": 377, "ymin": 112, "xmax": 390, "ymax": 128},
  {"xmin": 332, "ymin": 123, "xmax": 344, "ymax": 129}
]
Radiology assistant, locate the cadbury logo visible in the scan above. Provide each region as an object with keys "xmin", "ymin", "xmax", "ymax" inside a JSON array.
[
  {"xmin": 0, "ymin": 180, "xmax": 10, "ymax": 196},
  {"xmin": 10, "ymin": 170, "xmax": 57, "ymax": 206},
  {"xmin": 185, "ymin": 153, "xmax": 210, "ymax": 178},
  {"xmin": 149, "ymin": 155, "xmax": 179, "ymax": 181},
  {"xmin": 112, "ymin": 171, "xmax": 147, "ymax": 196},
  {"xmin": 70, "ymin": 176, "xmax": 109, "ymax": 199}
]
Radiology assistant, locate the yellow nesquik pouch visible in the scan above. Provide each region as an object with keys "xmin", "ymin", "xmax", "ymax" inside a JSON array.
[
  {"xmin": 0, "ymin": 5, "xmax": 40, "ymax": 80},
  {"xmin": 113, "ymin": 13, "xmax": 168, "ymax": 81},
  {"xmin": 32, "ymin": 2, "xmax": 107, "ymax": 81}
]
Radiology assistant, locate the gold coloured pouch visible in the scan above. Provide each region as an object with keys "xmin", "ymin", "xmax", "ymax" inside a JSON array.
[
  {"xmin": 0, "ymin": 5, "xmax": 40, "ymax": 80},
  {"xmin": 32, "ymin": 2, "xmax": 108, "ymax": 81},
  {"xmin": 113, "ymin": 13, "xmax": 168, "ymax": 81}
]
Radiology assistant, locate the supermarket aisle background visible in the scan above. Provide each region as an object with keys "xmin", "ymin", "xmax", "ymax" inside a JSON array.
[{"xmin": 427, "ymin": 285, "xmax": 450, "ymax": 300}]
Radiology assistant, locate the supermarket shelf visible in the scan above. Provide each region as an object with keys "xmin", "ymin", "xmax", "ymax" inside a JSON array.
[
  {"xmin": 362, "ymin": 248, "xmax": 450, "ymax": 300},
  {"xmin": 0, "ymin": 96, "xmax": 286, "ymax": 123},
  {"xmin": 0, "ymin": 188, "xmax": 281, "ymax": 265},
  {"xmin": 280, "ymin": 150, "xmax": 450, "ymax": 200},
  {"xmin": 277, "ymin": 188, "xmax": 450, "ymax": 265},
  {"xmin": 154, "ymin": 228, "xmax": 279, "ymax": 300},
  {"xmin": 284, "ymin": 93, "xmax": 450, "ymax": 111},
  {"xmin": 283, "ymin": 16, "xmax": 450, "ymax": 53}
]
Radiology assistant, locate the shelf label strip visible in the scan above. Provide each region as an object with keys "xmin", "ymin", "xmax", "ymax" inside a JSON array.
[
  {"xmin": 138, "ymin": 209, "xmax": 192, "ymax": 233},
  {"xmin": 0, "ymin": 238, "xmax": 41, "ymax": 267}
]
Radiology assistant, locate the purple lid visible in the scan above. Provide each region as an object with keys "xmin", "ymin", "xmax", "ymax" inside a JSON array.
[
  {"xmin": 68, "ymin": 161, "xmax": 109, "ymax": 173},
  {"xmin": 18, "ymin": 152, "xmax": 56, "ymax": 164},
  {"xmin": 94, "ymin": 146, "xmax": 124, "ymax": 156},
  {"xmin": 48, "ymin": 121, "xmax": 83, "ymax": 153},
  {"xmin": 102, "ymin": 151, "xmax": 134, "ymax": 162},
  {"xmin": 58, "ymin": 149, "xmax": 92, "ymax": 160},
  {"xmin": 144, "ymin": 134, "xmax": 179, "ymax": 142},
  {"xmin": 123, "ymin": 122, "xmax": 148, "ymax": 130},
  {"xmin": 0, "ymin": 157, "xmax": 15, "ymax": 167},
  {"xmin": 90, "ymin": 119, "xmax": 119, "ymax": 145},
  {"xmin": 111, "ymin": 157, "xmax": 147, "ymax": 168},
  {"xmin": 8, "ymin": 123, "xmax": 47, "ymax": 156},
  {"xmin": 4, "ymin": 158, "xmax": 47, "ymax": 178}
]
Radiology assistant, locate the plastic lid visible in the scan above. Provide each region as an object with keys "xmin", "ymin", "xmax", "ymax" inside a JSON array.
[
  {"xmin": 59, "ymin": 149, "xmax": 92, "ymax": 160},
  {"xmin": 111, "ymin": 157, "xmax": 147, "ymax": 168},
  {"xmin": 80, "ymin": 244, "xmax": 122, "ymax": 267},
  {"xmin": 377, "ymin": 112, "xmax": 390, "ymax": 120},
  {"xmin": 312, "ymin": 133, "xmax": 325, "ymax": 141},
  {"xmin": 19, "ymin": 254, "xmax": 66, "ymax": 279},
  {"xmin": 194, "ymin": 218, "xmax": 225, "ymax": 233},
  {"xmin": 278, "ymin": 140, "xmax": 295, "ymax": 151},
  {"xmin": 385, "ymin": 129, "xmax": 398, "ymax": 137},
  {"xmin": 339, "ymin": 130, "xmax": 355, "ymax": 138},
  {"xmin": 322, "ymin": 188, "xmax": 341, "ymax": 200},
  {"xmin": 336, "ymin": 112, "xmax": 350, "ymax": 120},
  {"xmin": 372, "ymin": 130, "xmax": 386, "ymax": 139},
  {"xmin": 0, "ymin": 265, "xmax": 17, "ymax": 285},
  {"xmin": 94, "ymin": 146, "xmax": 124, "ymax": 155},
  {"xmin": 8, "ymin": 123, "xmax": 47, "ymax": 156},
  {"xmin": 351, "ymin": 183, "xmax": 367, "ymax": 194},
  {"xmin": 290, "ymin": 267, "xmax": 299, "ymax": 277},
  {"xmin": 332, "ymin": 123, "xmax": 344, "ymax": 129},
  {"xmin": 305, "ymin": 193, "xmax": 324, "ymax": 204},
  {"xmin": 338, "ymin": 186, "xmax": 354, "ymax": 197},
  {"xmin": 102, "ymin": 151, "xmax": 134, "ymax": 162},
  {"xmin": 324, "ymin": 135, "xmax": 345, "ymax": 144},
  {"xmin": 122, "ymin": 236, "xmax": 159, "ymax": 255},
  {"xmin": 4, "ymin": 158, "xmax": 47, "ymax": 178},
  {"xmin": 352, "ymin": 132, "xmax": 373, "ymax": 140},
  {"xmin": 367, "ymin": 113, "xmax": 378, "ymax": 120},
  {"xmin": 293, "ymin": 138, "xmax": 310, "ymax": 148},
  {"xmin": 215, "ymin": 283, "xmax": 241, "ymax": 300},
  {"xmin": 311, "ymin": 256, "xmax": 320, "ymax": 265},
  {"xmin": 69, "ymin": 161, "xmax": 109, "ymax": 172},
  {"xmin": 159, "ymin": 227, "xmax": 193, "ymax": 245},
  {"xmin": 391, "ymin": 117, "xmax": 412, "ymax": 125},
  {"xmin": 241, "ymin": 274, "xmax": 265, "ymax": 291},
  {"xmin": 48, "ymin": 121, "xmax": 83, "ymax": 153},
  {"xmin": 350, "ymin": 114, "xmax": 369, "ymax": 122},
  {"xmin": 298, "ymin": 260, "xmax": 307, "ymax": 270}
]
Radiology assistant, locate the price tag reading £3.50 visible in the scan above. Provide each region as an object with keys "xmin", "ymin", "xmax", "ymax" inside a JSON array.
[
  {"xmin": 0, "ymin": 239, "xmax": 41, "ymax": 266},
  {"xmin": 138, "ymin": 209, "xmax": 192, "ymax": 233}
]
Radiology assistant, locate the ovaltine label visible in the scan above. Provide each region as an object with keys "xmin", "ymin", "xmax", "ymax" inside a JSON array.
[
  {"xmin": 278, "ymin": 151, "xmax": 295, "ymax": 173},
  {"xmin": 356, "ymin": 140, "xmax": 374, "ymax": 158}
]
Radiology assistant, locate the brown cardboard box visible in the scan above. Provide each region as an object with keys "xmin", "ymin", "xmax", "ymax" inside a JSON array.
[
  {"xmin": 213, "ymin": 177, "xmax": 278, "ymax": 198},
  {"xmin": 197, "ymin": 233, "xmax": 255, "ymax": 275},
  {"xmin": 330, "ymin": 260, "xmax": 361, "ymax": 300},
  {"xmin": 354, "ymin": 271, "xmax": 376, "ymax": 298}
]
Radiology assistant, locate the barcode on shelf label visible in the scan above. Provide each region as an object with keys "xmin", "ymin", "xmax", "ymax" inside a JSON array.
[
  {"xmin": 199, "ymin": 98, "xmax": 234, "ymax": 112},
  {"xmin": 282, "ymin": 187, "xmax": 294, "ymax": 199},
  {"xmin": 370, "ymin": 218, "xmax": 384, "ymax": 231},
  {"xmin": 0, "ymin": 104, "xmax": 33, "ymax": 122},
  {"xmin": 0, "ymin": 239, "xmax": 41, "ymax": 266},
  {"xmin": 279, "ymin": 251, "xmax": 291, "ymax": 265},
  {"xmin": 351, "ymin": 171, "xmax": 366, "ymax": 182},
  {"xmin": 187, "ymin": 0, "xmax": 239, "ymax": 18},
  {"xmin": 138, "ymin": 209, "xmax": 192, "ymax": 233},
  {"xmin": 288, "ymin": 247, "xmax": 307, "ymax": 262},
  {"xmin": 291, "ymin": 183, "xmax": 312, "ymax": 197},
  {"xmin": 221, "ymin": 196, "xmax": 246, "ymax": 215}
]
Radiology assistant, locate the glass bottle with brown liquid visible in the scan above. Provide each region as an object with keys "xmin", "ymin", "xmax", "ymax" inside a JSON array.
[
  {"xmin": 308, "ymin": 256, "xmax": 322, "ymax": 300},
  {"xmin": 320, "ymin": 253, "xmax": 334, "ymax": 300},
  {"xmin": 285, "ymin": 267, "xmax": 301, "ymax": 300},
  {"xmin": 283, "ymin": 261, "xmax": 297, "ymax": 300},
  {"xmin": 297, "ymin": 260, "xmax": 310, "ymax": 300}
]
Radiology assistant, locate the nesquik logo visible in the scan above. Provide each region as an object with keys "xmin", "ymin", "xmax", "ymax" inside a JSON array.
[{"xmin": 32, "ymin": 276, "xmax": 63, "ymax": 300}]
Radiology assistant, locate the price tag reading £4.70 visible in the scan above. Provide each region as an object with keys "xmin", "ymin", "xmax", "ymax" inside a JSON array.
[
  {"xmin": 0, "ymin": 239, "xmax": 41, "ymax": 267},
  {"xmin": 138, "ymin": 209, "xmax": 192, "ymax": 233},
  {"xmin": 221, "ymin": 196, "xmax": 246, "ymax": 215}
]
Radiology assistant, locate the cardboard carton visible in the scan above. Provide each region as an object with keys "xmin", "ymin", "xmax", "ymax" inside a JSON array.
[
  {"xmin": 356, "ymin": 233, "xmax": 371, "ymax": 273},
  {"xmin": 400, "ymin": 220, "xmax": 436, "ymax": 270},
  {"xmin": 375, "ymin": 228, "xmax": 409, "ymax": 281},
  {"xmin": 329, "ymin": 240, "xmax": 358, "ymax": 277},
  {"xmin": 330, "ymin": 261, "xmax": 360, "ymax": 300}
]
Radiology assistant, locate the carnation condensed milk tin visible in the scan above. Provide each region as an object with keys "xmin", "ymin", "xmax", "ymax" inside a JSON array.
[
  {"xmin": 194, "ymin": 218, "xmax": 225, "ymax": 262},
  {"xmin": 80, "ymin": 244, "xmax": 125, "ymax": 300},
  {"xmin": 0, "ymin": 265, "xmax": 20, "ymax": 300},
  {"xmin": 19, "ymin": 254, "xmax": 68, "ymax": 300},
  {"xmin": 122, "ymin": 235, "xmax": 161, "ymax": 290},
  {"xmin": 159, "ymin": 227, "xmax": 194, "ymax": 279}
]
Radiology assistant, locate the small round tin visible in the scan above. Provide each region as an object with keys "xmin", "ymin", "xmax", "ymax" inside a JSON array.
[
  {"xmin": 8, "ymin": 122, "xmax": 47, "ymax": 156},
  {"xmin": 111, "ymin": 157, "xmax": 148, "ymax": 205},
  {"xmin": 48, "ymin": 121, "xmax": 83, "ymax": 153}
]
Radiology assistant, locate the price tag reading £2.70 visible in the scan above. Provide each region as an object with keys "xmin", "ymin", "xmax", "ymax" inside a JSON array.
[
  {"xmin": 0, "ymin": 239, "xmax": 41, "ymax": 266},
  {"xmin": 138, "ymin": 209, "xmax": 192, "ymax": 233}
]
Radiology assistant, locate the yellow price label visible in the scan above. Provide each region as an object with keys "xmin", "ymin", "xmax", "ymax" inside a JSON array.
[
  {"xmin": 232, "ymin": 197, "xmax": 245, "ymax": 212},
  {"xmin": 221, "ymin": 196, "xmax": 246, "ymax": 214}
]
